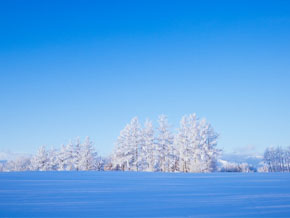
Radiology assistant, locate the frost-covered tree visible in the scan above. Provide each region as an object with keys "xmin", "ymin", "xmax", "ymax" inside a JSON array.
[
  {"xmin": 263, "ymin": 146, "xmax": 290, "ymax": 172},
  {"xmin": 4, "ymin": 157, "xmax": 31, "ymax": 172},
  {"xmin": 95, "ymin": 156, "xmax": 105, "ymax": 171},
  {"xmin": 79, "ymin": 137, "xmax": 97, "ymax": 171},
  {"xmin": 0, "ymin": 162, "xmax": 4, "ymax": 172},
  {"xmin": 219, "ymin": 160, "xmax": 256, "ymax": 172},
  {"xmin": 0, "ymin": 137, "xmax": 104, "ymax": 172},
  {"xmin": 56, "ymin": 145, "xmax": 68, "ymax": 171},
  {"xmin": 156, "ymin": 115, "xmax": 174, "ymax": 172},
  {"xmin": 141, "ymin": 119, "xmax": 156, "ymax": 171},
  {"xmin": 284, "ymin": 147, "xmax": 290, "ymax": 172},
  {"xmin": 64, "ymin": 141, "xmax": 77, "ymax": 170},
  {"xmin": 175, "ymin": 115, "xmax": 192, "ymax": 172},
  {"xmin": 73, "ymin": 138, "xmax": 82, "ymax": 171},
  {"xmin": 111, "ymin": 117, "xmax": 142, "ymax": 171},
  {"xmin": 57, "ymin": 137, "xmax": 98, "ymax": 171},
  {"xmin": 53, "ymin": 141, "xmax": 76, "ymax": 171},
  {"xmin": 47, "ymin": 148, "xmax": 59, "ymax": 171},
  {"xmin": 30, "ymin": 146, "xmax": 50, "ymax": 171},
  {"xmin": 175, "ymin": 114, "xmax": 204, "ymax": 172},
  {"xmin": 264, "ymin": 147, "xmax": 274, "ymax": 172},
  {"xmin": 175, "ymin": 114, "xmax": 219, "ymax": 173},
  {"xmin": 197, "ymin": 118, "xmax": 219, "ymax": 172}
]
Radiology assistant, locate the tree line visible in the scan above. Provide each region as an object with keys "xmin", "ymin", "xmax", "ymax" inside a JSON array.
[
  {"xmin": 0, "ymin": 137, "xmax": 104, "ymax": 172},
  {"xmin": 263, "ymin": 146, "xmax": 290, "ymax": 172},
  {"xmin": 0, "ymin": 114, "xmax": 220, "ymax": 173},
  {"xmin": 0, "ymin": 114, "xmax": 289, "ymax": 173}
]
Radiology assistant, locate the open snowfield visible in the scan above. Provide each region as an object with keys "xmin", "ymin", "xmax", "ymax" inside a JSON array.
[{"xmin": 1, "ymin": 172, "xmax": 290, "ymax": 217}]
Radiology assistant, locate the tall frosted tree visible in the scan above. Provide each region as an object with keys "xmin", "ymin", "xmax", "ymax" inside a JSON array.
[
  {"xmin": 73, "ymin": 138, "xmax": 82, "ymax": 171},
  {"xmin": 47, "ymin": 148, "xmax": 60, "ymax": 171},
  {"xmin": 175, "ymin": 115, "xmax": 191, "ymax": 172},
  {"xmin": 175, "ymin": 114, "xmax": 201, "ymax": 172},
  {"xmin": 175, "ymin": 114, "xmax": 219, "ymax": 172},
  {"xmin": 197, "ymin": 119, "xmax": 219, "ymax": 172},
  {"xmin": 65, "ymin": 141, "xmax": 77, "ymax": 170},
  {"xmin": 30, "ymin": 146, "xmax": 50, "ymax": 171},
  {"xmin": 141, "ymin": 119, "xmax": 156, "ymax": 171},
  {"xmin": 111, "ymin": 117, "xmax": 142, "ymax": 171},
  {"xmin": 79, "ymin": 137, "xmax": 97, "ymax": 171},
  {"xmin": 55, "ymin": 139, "xmax": 81, "ymax": 171},
  {"xmin": 156, "ymin": 115, "xmax": 174, "ymax": 172},
  {"xmin": 56, "ymin": 145, "xmax": 68, "ymax": 171}
]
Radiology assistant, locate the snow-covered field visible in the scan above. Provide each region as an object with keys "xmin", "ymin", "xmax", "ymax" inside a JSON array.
[{"xmin": 1, "ymin": 172, "xmax": 290, "ymax": 217}]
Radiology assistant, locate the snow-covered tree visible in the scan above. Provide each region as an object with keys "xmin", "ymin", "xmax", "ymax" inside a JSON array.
[
  {"xmin": 111, "ymin": 117, "xmax": 142, "ymax": 171},
  {"xmin": 64, "ymin": 141, "xmax": 77, "ymax": 171},
  {"xmin": 47, "ymin": 148, "xmax": 59, "ymax": 171},
  {"xmin": 73, "ymin": 138, "xmax": 82, "ymax": 171},
  {"xmin": 56, "ymin": 145, "xmax": 68, "ymax": 171},
  {"xmin": 219, "ymin": 160, "xmax": 256, "ymax": 172},
  {"xmin": 175, "ymin": 114, "xmax": 219, "ymax": 173},
  {"xmin": 141, "ymin": 119, "xmax": 156, "ymax": 171},
  {"xmin": 197, "ymin": 118, "xmax": 219, "ymax": 172},
  {"xmin": 95, "ymin": 156, "xmax": 105, "ymax": 171},
  {"xmin": 4, "ymin": 157, "xmax": 31, "ymax": 172},
  {"xmin": 175, "ymin": 115, "xmax": 191, "ymax": 172},
  {"xmin": 30, "ymin": 146, "xmax": 50, "ymax": 171},
  {"xmin": 0, "ymin": 162, "xmax": 4, "ymax": 172},
  {"xmin": 0, "ymin": 137, "xmax": 104, "ymax": 172},
  {"xmin": 156, "ymin": 115, "xmax": 174, "ymax": 172},
  {"xmin": 79, "ymin": 137, "xmax": 97, "ymax": 171},
  {"xmin": 263, "ymin": 146, "xmax": 290, "ymax": 172}
]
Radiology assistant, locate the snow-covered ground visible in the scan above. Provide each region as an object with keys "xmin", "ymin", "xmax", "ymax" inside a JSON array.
[{"xmin": 1, "ymin": 172, "xmax": 290, "ymax": 217}]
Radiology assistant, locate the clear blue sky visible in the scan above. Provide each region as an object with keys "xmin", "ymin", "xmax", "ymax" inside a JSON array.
[{"xmin": 0, "ymin": 0, "xmax": 290, "ymax": 155}]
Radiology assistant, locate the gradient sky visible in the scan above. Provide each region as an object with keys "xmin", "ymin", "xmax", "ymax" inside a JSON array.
[{"xmin": 0, "ymin": 0, "xmax": 290, "ymax": 155}]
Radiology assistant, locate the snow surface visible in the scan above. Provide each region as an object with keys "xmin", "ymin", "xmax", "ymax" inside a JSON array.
[{"xmin": 1, "ymin": 172, "xmax": 290, "ymax": 217}]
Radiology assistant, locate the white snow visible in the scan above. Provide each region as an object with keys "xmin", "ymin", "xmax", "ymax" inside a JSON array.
[{"xmin": 1, "ymin": 172, "xmax": 290, "ymax": 217}]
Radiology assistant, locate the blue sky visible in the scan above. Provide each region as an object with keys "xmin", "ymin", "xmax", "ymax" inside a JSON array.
[{"xmin": 0, "ymin": 0, "xmax": 290, "ymax": 155}]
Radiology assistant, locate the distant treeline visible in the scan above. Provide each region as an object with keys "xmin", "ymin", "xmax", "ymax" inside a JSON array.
[
  {"xmin": 0, "ymin": 114, "xmax": 288, "ymax": 173},
  {"xmin": 263, "ymin": 147, "xmax": 290, "ymax": 172}
]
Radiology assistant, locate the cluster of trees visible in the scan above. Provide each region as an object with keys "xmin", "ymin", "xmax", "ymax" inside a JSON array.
[
  {"xmin": 219, "ymin": 146, "xmax": 290, "ymax": 173},
  {"xmin": 2, "ymin": 114, "xmax": 289, "ymax": 173},
  {"xmin": 0, "ymin": 114, "xmax": 220, "ymax": 173},
  {"xmin": 0, "ymin": 137, "xmax": 104, "ymax": 172},
  {"xmin": 0, "ymin": 157, "xmax": 31, "ymax": 172},
  {"xmin": 110, "ymin": 114, "xmax": 220, "ymax": 172},
  {"xmin": 263, "ymin": 146, "xmax": 290, "ymax": 172},
  {"xmin": 219, "ymin": 160, "xmax": 256, "ymax": 172}
]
